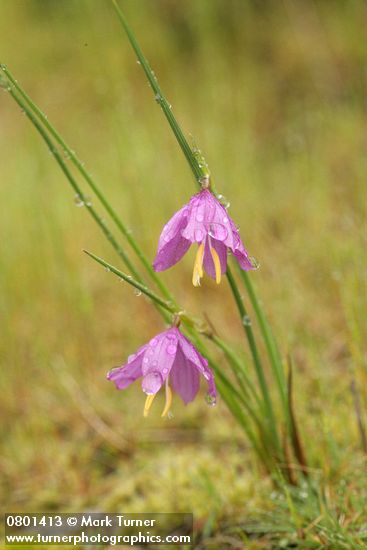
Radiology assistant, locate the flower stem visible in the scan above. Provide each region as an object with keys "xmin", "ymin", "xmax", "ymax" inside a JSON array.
[
  {"xmin": 238, "ymin": 268, "xmax": 289, "ymax": 419},
  {"xmin": 1, "ymin": 64, "xmax": 174, "ymax": 305},
  {"xmin": 226, "ymin": 265, "xmax": 280, "ymax": 452},
  {"xmin": 4, "ymin": 83, "xmax": 141, "ymax": 281},
  {"xmin": 83, "ymin": 250, "xmax": 175, "ymax": 313}
]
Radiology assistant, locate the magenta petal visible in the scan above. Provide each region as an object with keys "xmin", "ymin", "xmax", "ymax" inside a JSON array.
[
  {"xmin": 153, "ymin": 234, "xmax": 191, "ymax": 272},
  {"xmin": 170, "ymin": 347, "xmax": 200, "ymax": 404},
  {"xmin": 176, "ymin": 332, "xmax": 217, "ymax": 399},
  {"xmin": 142, "ymin": 371, "xmax": 163, "ymax": 394},
  {"xmin": 140, "ymin": 328, "xmax": 178, "ymax": 394},
  {"xmin": 233, "ymin": 240, "xmax": 254, "ymax": 271},
  {"xmin": 200, "ymin": 360, "xmax": 217, "ymax": 399},
  {"xmin": 153, "ymin": 206, "xmax": 191, "ymax": 271},
  {"xmin": 107, "ymin": 344, "xmax": 147, "ymax": 390},
  {"xmin": 203, "ymin": 238, "xmax": 227, "ymax": 280}
]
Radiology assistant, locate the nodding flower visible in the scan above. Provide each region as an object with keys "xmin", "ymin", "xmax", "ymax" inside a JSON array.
[
  {"xmin": 153, "ymin": 189, "xmax": 254, "ymax": 286},
  {"xmin": 107, "ymin": 327, "xmax": 216, "ymax": 417}
]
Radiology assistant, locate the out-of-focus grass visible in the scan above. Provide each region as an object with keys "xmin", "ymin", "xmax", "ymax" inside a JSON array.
[{"xmin": 1, "ymin": 0, "xmax": 367, "ymax": 547}]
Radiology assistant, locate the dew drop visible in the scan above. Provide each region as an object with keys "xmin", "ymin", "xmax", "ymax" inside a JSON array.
[
  {"xmin": 167, "ymin": 411, "xmax": 174, "ymax": 420},
  {"xmin": 105, "ymin": 267, "xmax": 110, "ymax": 272},
  {"xmin": 205, "ymin": 394, "xmax": 217, "ymax": 407},
  {"xmin": 150, "ymin": 338, "xmax": 158, "ymax": 347},
  {"xmin": 166, "ymin": 344, "xmax": 177, "ymax": 355},
  {"xmin": 249, "ymin": 256, "xmax": 260, "ymax": 270},
  {"xmin": 208, "ymin": 223, "xmax": 227, "ymax": 241},
  {"xmin": 162, "ymin": 367, "xmax": 169, "ymax": 374},
  {"xmin": 74, "ymin": 194, "xmax": 84, "ymax": 207},
  {"xmin": 134, "ymin": 288, "xmax": 142, "ymax": 297},
  {"xmin": 242, "ymin": 315, "xmax": 252, "ymax": 327},
  {"xmin": 143, "ymin": 357, "xmax": 149, "ymax": 365},
  {"xmin": 128, "ymin": 354, "xmax": 136, "ymax": 363},
  {"xmin": 196, "ymin": 213, "xmax": 204, "ymax": 222}
]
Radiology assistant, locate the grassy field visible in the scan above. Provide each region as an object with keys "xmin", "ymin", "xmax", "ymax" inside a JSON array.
[{"xmin": 1, "ymin": 1, "xmax": 367, "ymax": 548}]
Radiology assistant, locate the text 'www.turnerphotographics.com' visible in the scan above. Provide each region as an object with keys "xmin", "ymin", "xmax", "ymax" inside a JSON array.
[{"xmin": 4, "ymin": 513, "xmax": 193, "ymax": 546}]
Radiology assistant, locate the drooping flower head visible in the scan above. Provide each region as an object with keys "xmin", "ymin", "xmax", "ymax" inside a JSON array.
[
  {"xmin": 153, "ymin": 189, "xmax": 254, "ymax": 286},
  {"xmin": 107, "ymin": 326, "xmax": 216, "ymax": 417}
]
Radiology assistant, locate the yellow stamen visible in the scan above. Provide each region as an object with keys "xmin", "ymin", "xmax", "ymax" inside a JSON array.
[
  {"xmin": 192, "ymin": 243, "xmax": 205, "ymax": 287},
  {"xmin": 210, "ymin": 246, "xmax": 222, "ymax": 284},
  {"xmin": 143, "ymin": 393, "xmax": 156, "ymax": 417},
  {"xmin": 161, "ymin": 379, "xmax": 173, "ymax": 418}
]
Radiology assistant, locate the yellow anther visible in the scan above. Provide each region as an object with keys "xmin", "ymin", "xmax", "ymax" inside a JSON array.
[
  {"xmin": 143, "ymin": 393, "xmax": 156, "ymax": 417},
  {"xmin": 192, "ymin": 243, "xmax": 205, "ymax": 287},
  {"xmin": 161, "ymin": 379, "xmax": 173, "ymax": 418},
  {"xmin": 210, "ymin": 246, "xmax": 222, "ymax": 284}
]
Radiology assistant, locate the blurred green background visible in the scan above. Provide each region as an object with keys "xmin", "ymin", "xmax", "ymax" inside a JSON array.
[{"xmin": 1, "ymin": 0, "xmax": 367, "ymax": 547}]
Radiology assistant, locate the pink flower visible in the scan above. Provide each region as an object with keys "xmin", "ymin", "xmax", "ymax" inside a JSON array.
[
  {"xmin": 153, "ymin": 189, "xmax": 254, "ymax": 286},
  {"xmin": 107, "ymin": 327, "xmax": 216, "ymax": 417}
]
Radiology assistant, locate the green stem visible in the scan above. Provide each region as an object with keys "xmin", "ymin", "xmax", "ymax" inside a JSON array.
[
  {"xmin": 6, "ymin": 86, "xmax": 141, "ymax": 281},
  {"xmin": 226, "ymin": 265, "xmax": 280, "ymax": 451},
  {"xmin": 84, "ymin": 250, "xmax": 174, "ymax": 313},
  {"xmin": 211, "ymin": 334, "xmax": 262, "ymax": 409},
  {"xmin": 238, "ymin": 268, "xmax": 288, "ymax": 417},
  {"xmin": 1, "ymin": 64, "xmax": 174, "ymax": 305},
  {"xmin": 111, "ymin": 1, "xmax": 204, "ymax": 184}
]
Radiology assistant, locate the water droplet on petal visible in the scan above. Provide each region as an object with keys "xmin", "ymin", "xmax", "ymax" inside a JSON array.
[
  {"xmin": 150, "ymin": 338, "xmax": 158, "ymax": 347},
  {"xmin": 127, "ymin": 354, "xmax": 136, "ymax": 363},
  {"xmin": 196, "ymin": 213, "xmax": 204, "ymax": 222},
  {"xmin": 142, "ymin": 371, "xmax": 162, "ymax": 394},
  {"xmin": 222, "ymin": 216, "xmax": 229, "ymax": 224},
  {"xmin": 209, "ymin": 223, "xmax": 228, "ymax": 241},
  {"xmin": 205, "ymin": 394, "xmax": 217, "ymax": 407},
  {"xmin": 166, "ymin": 344, "xmax": 177, "ymax": 355},
  {"xmin": 162, "ymin": 367, "xmax": 169, "ymax": 374}
]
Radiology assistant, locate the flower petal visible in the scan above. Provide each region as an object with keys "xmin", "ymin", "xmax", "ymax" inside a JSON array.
[
  {"xmin": 233, "ymin": 240, "xmax": 254, "ymax": 271},
  {"xmin": 153, "ymin": 206, "xmax": 191, "ymax": 271},
  {"xmin": 170, "ymin": 346, "xmax": 200, "ymax": 404},
  {"xmin": 200, "ymin": 360, "xmax": 217, "ymax": 399},
  {"xmin": 141, "ymin": 329, "xmax": 178, "ymax": 394},
  {"xmin": 203, "ymin": 238, "xmax": 227, "ymax": 280},
  {"xmin": 107, "ymin": 344, "xmax": 147, "ymax": 390},
  {"xmin": 176, "ymin": 330, "xmax": 208, "ymax": 372}
]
